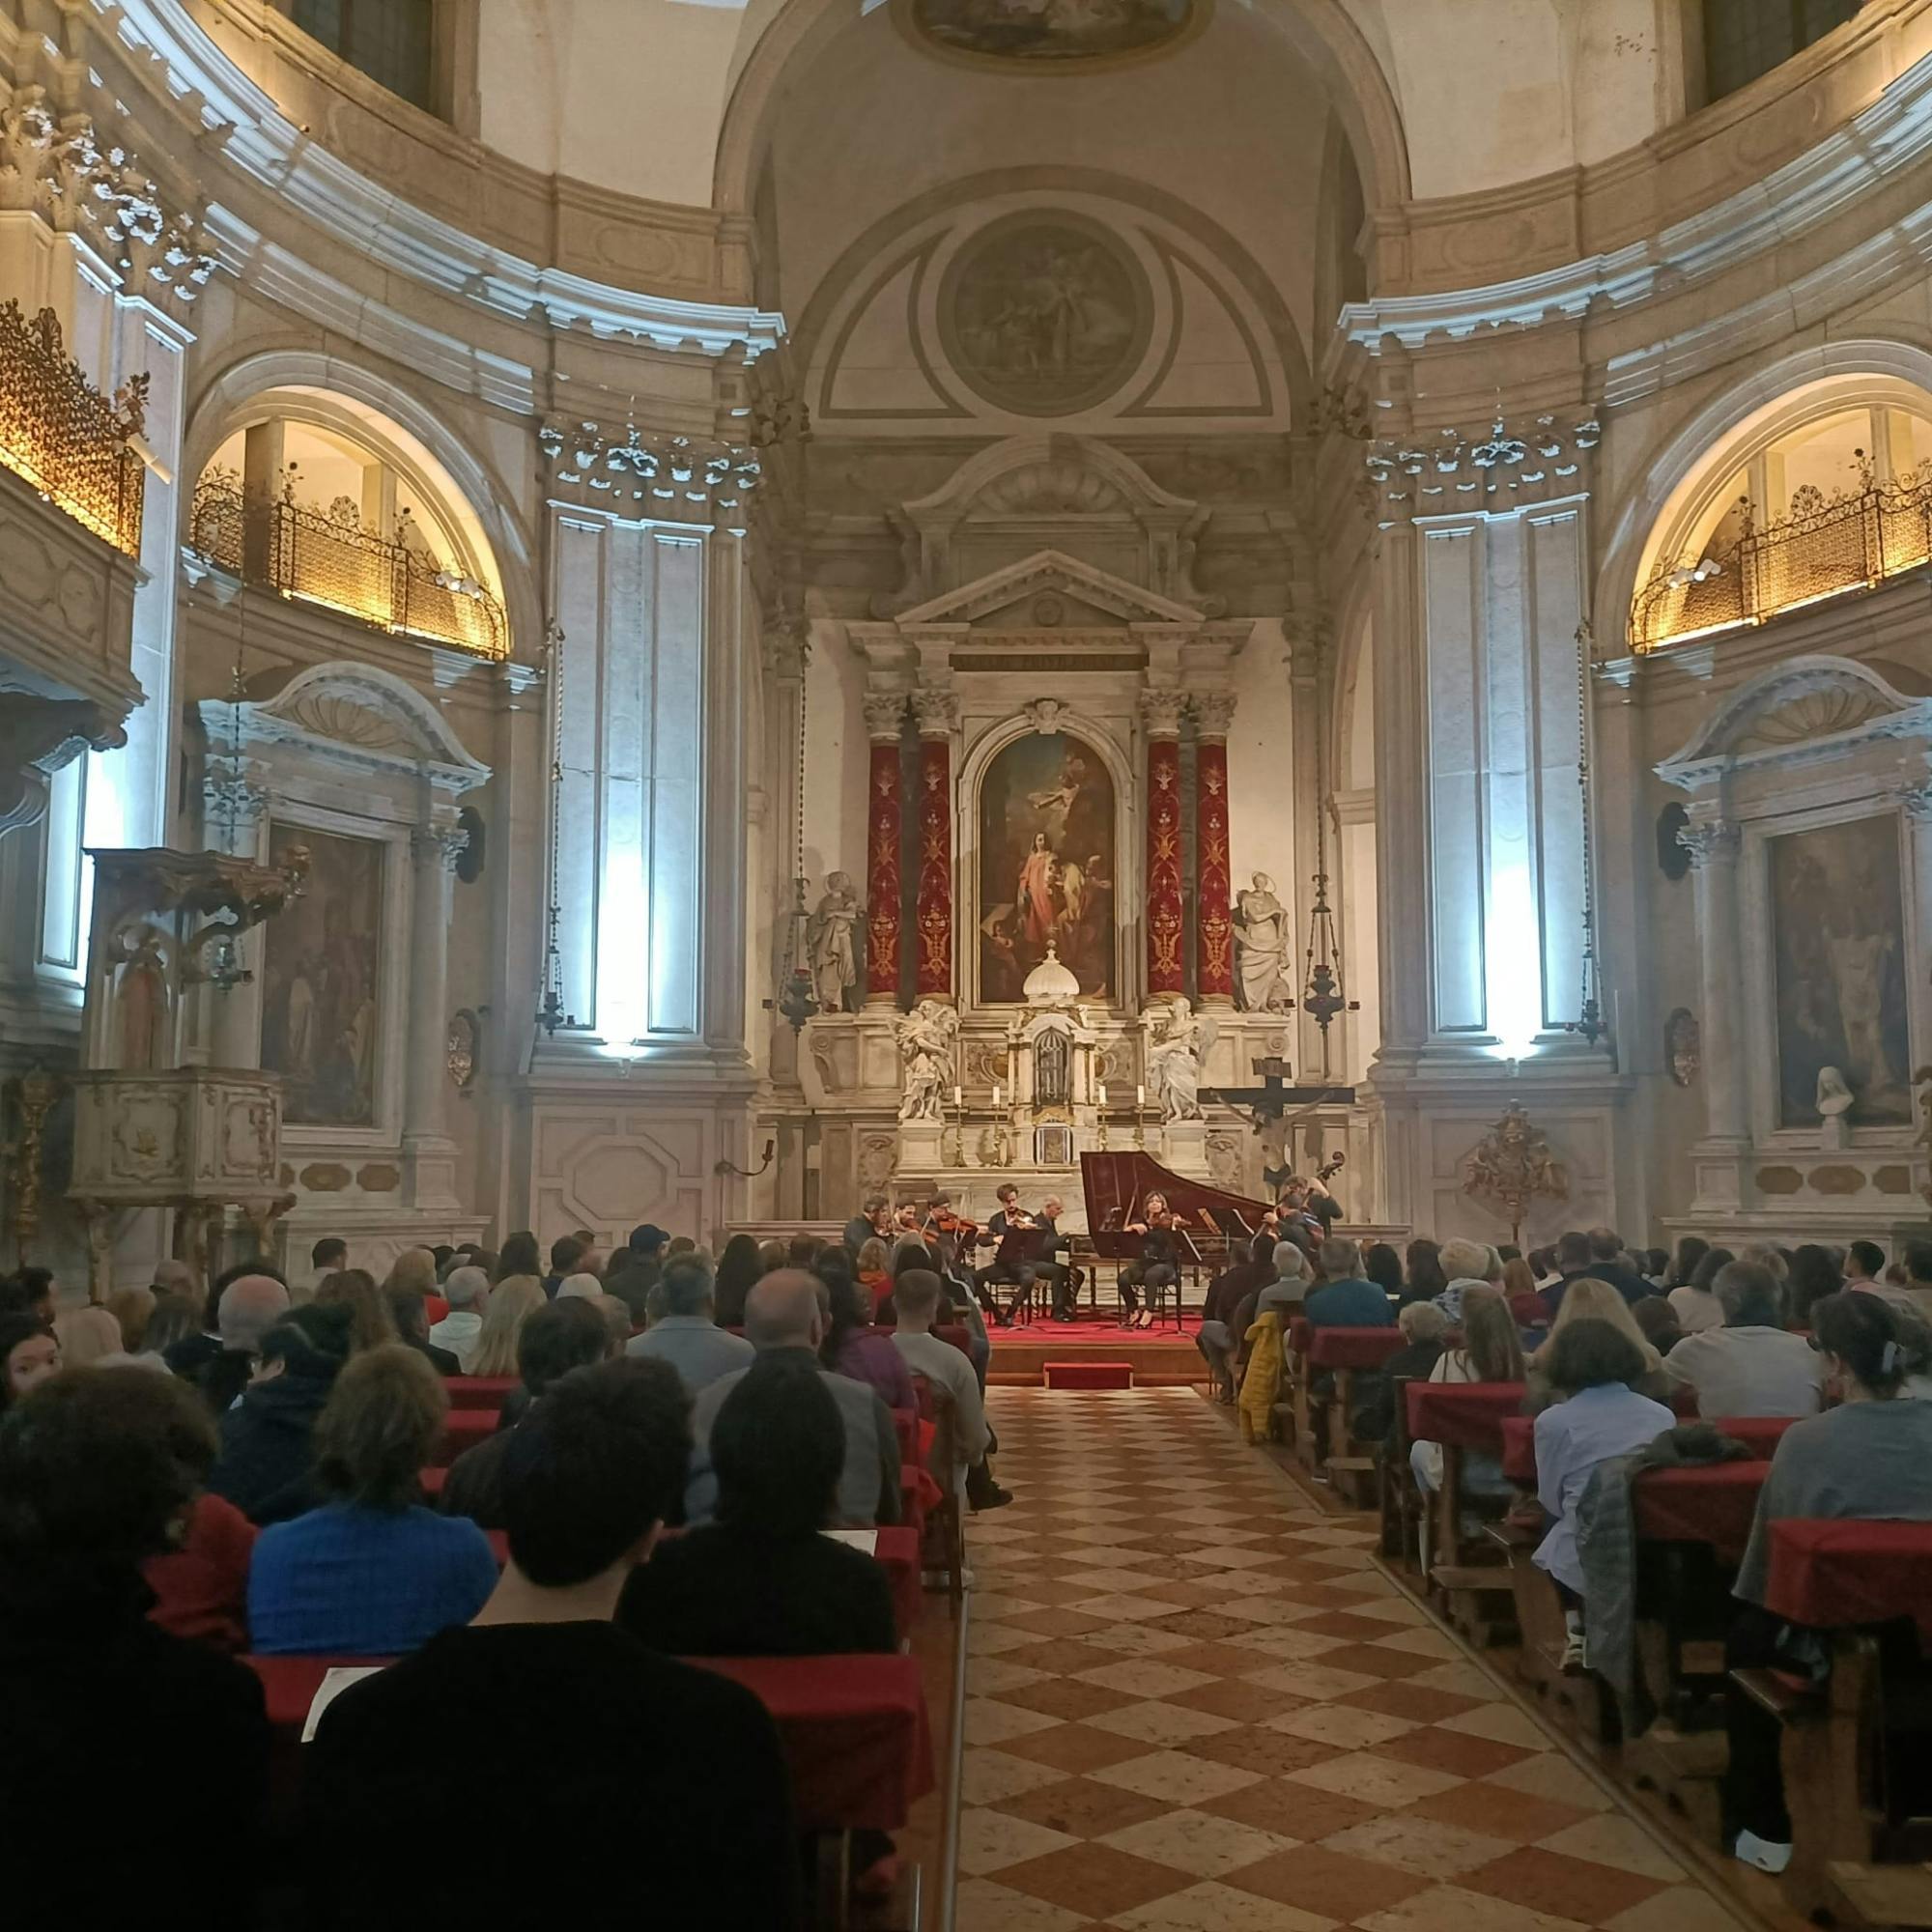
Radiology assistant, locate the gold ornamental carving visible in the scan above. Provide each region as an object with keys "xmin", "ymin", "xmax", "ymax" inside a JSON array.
[{"xmin": 1463, "ymin": 1101, "xmax": 1568, "ymax": 1247}]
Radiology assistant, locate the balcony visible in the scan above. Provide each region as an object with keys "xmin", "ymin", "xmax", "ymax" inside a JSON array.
[
  {"xmin": 1632, "ymin": 465, "xmax": 1932, "ymax": 652},
  {"xmin": 0, "ymin": 299, "xmax": 144, "ymax": 558},
  {"xmin": 186, "ymin": 472, "xmax": 508, "ymax": 661}
]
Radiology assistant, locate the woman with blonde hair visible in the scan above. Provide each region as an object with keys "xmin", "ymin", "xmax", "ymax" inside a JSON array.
[
  {"xmin": 468, "ymin": 1275, "xmax": 546, "ymax": 1377},
  {"xmin": 1501, "ymin": 1254, "xmax": 1545, "ymax": 1328},
  {"xmin": 315, "ymin": 1268, "xmax": 400, "ymax": 1355},
  {"xmin": 1526, "ymin": 1277, "xmax": 1665, "ymax": 1409},
  {"xmin": 105, "ymin": 1285, "xmax": 156, "ymax": 1354},
  {"xmin": 380, "ymin": 1247, "xmax": 438, "ymax": 1299},
  {"xmin": 53, "ymin": 1304, "xmax": 128, "ymax": 1367},
  {"xmin": 1410, "ymin": 1287, "xmax": 1526, "ymax": 1493}
]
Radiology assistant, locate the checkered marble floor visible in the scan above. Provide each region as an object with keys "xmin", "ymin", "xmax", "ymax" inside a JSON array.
[{"xmin": 956, "ymin": 1387, "xmax": 1751, "ymax": 1932}]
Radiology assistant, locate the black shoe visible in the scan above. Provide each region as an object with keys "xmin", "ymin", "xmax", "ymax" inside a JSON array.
[{"xmin": 971, "ymin": 1486, "xmax": 1014, "ymax": 1511}]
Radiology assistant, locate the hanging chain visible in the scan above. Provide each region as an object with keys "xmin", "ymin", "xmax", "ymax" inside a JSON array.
[
  {"xmin": 1566, "ymin": 617, "xmax": 1606, "ymax": 1048},
  {"xmin": 537, "ymin": 617, "xmax": 570, "ymax": 1035}
]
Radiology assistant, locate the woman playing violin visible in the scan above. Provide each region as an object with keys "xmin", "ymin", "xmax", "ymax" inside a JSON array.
[{"xmin": 1119, "ymin": 1192, "xmax": 1179, "ymax": 1330}]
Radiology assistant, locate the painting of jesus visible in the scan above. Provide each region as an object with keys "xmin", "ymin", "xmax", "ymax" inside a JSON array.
[{"xmin": 978, "ymin": 731, "xmax": 1115, "ymax": 1002}]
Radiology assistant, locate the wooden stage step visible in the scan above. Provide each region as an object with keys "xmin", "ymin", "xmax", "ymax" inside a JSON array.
[{"xmin": 987, "ymin": 1325, "xmax": 1204, "ymax": 1388}]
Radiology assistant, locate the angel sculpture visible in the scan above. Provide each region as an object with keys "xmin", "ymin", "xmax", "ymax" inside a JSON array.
[
  {"xmin": 895, "ymin": 999, "xmax": 958, "ymax": 1123},
  {"xmin": 1142, "ymin": 995, "xmax": 1216, "ymax": 1122}
]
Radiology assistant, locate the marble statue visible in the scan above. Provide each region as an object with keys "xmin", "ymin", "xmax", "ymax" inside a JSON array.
[
  {"xmin": 895, "ymin": 998, "xmax": 959, "ymax": 1122},
  {"xmin": 1816, "ymin": 1065, "xmax": 1855, "ymax": 1117},
  {"xmin": 1142, "ymin": 995, "xmax": 1213, "ymax": 1122},
  {"xmin": 1232, "ymin": 872, "xmax": 1293, "ymax": 1012},
  {"xmin": 808, "ymin": 870, "xmax": 862, "ymax": 1013}
]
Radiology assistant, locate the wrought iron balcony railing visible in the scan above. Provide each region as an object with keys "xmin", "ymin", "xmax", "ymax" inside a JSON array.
[
  {"xmin": 186, "ymin": 473, "xmax": 508, "ymax": 661},
  {"xmin": 0, "ymin": 299, "xmax": 145, "ymax": 557},
  {"xmin": 1632, "ymin": 462, "xmax": 1932, "ymax": 651}
]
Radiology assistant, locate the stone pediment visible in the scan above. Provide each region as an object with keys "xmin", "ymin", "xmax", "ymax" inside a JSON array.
[
  {"xmin": 897, "ymin": 550, "xmax": 1204, "ymax": 633},
  {"xmin": 1656, "ymin": 655, "xmax": 1932, "ymax": 790},
  {"xmin": 196, "ymin": 662, "xmax": 491, "ymax": 794}
]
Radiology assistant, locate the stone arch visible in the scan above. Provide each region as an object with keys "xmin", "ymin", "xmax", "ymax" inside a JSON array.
[{"xmin": 712, "ymin": 0, "xmax": 1411, "ymax": 219}]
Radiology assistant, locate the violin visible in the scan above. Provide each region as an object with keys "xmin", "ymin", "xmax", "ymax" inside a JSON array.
[{"xmin": 925, "ymin": 1206, "xmax": 980, "ymax": 1245}]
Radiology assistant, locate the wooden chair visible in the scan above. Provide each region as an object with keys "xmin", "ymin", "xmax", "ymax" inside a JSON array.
[
  {"xmin": 1378, "ymin": 1376, "xmax": 1426, "ymax": 1568},
  {"xmin": 909, "ymin": 1374, "xmax": 965, "ymax": 1610}
]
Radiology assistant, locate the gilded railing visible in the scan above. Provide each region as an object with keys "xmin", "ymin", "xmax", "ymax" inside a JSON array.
[
  {"xmin": 0, "ymin": 300, "xmax": 145, "ymax": 557},
  {"xmin": 186, "ymin": 474, "xmax": 508, "ymax": 660},
  {"xmin": 1632, "ymin": 463, "xmax": 1932, "ymax": 651}
]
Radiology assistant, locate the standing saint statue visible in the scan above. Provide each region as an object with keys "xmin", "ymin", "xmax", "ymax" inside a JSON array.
[
  {"xmin": 1142, "ymin": 996, "xmax": 1214, "ymax": 1122},
  {"xmin": 895, "ymin": 999, "xmax": 959, "ymax": 1123},
  {"xmin": 807, "ymin": 870, "xmax": 862, "ymax": 1013},
  {"xmin": 1232, "ymin": 872, "xmax": 1293, "ymax": 1012}
]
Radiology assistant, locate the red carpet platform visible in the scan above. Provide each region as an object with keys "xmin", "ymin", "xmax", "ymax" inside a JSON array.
[{"xmin": 987, "ymin": 1314, "xmax": 1206, "ymax": 1388}]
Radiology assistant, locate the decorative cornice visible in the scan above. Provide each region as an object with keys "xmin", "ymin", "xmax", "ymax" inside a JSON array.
[
  {"xmin": 1365, "ymin": 413, "xmax": 1600, "ymax": 524},
  {"xmin": 539, "ymin": 419, "xmax": 760, "ymax": 518}
]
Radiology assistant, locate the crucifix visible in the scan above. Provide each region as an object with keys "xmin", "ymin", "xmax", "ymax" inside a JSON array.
[{"xmin": 1203, "ymin": 1055, "xmax": 1355, "ymax": 1196}]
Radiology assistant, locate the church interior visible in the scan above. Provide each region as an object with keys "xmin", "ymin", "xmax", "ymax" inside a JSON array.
[{"xmin": 8, "ymin": 1, "xmax": 1932, "ymax": 1928}]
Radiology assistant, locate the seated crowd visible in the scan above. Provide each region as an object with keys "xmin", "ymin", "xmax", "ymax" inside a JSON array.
[
  {"xmin": 0, "ymin": 1212, "xmax": 1012, "ymax": 1921},
  {"xmin": 1206, "ymin": 1217, "xmax": 1932, "ymax": 1882}
]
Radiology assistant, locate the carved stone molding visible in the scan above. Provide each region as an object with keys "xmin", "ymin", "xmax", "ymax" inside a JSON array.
[
  {"xmin": 1192, "ymin": 691, "xmax": 1237, "ymax": 737},
  {"xmin": 912, "ymin": 687, "xmax": 960, "ymax": 738},
  {"xmin": 1139, "ymin": 687, "xmax": 1187, "ymax": 737},
  {"xmin": 0, "ymin": 693, "xmax": 125, "ymax": 835},
  {"xmin": 1677, "ymin": 822, "xmax": 1741, "ymax": 869},
  {"xmin": 539, "ymin": 418, "xmax": 761, "ymax": 517},
  {"xmin": 761, "ymin": 610, "xmax": 810, "ymax": 681},
  {"xmin": 1365, "ymin": 412, "xmax": 1602, "ymax": 524},
  {"xmin": 862, "ymin": 691, "xmax": 908, "ymax": 741}
]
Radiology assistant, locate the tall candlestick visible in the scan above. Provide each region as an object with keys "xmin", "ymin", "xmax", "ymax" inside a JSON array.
[
  {"xmin": 992, "ymin": 1082, "xmax": 1002, "ymax": 1108},
  {"xmin": 1096, "ymin": 1082, "xmax": 1108, "ymax": 1106},
  {"xmin": 952, "ymin": 1084, "xmax": 962, "ymax": 1108},
  {"xmin": 1136, "ymin": 1083, "xmax": 1146, "ymax": 1108}
]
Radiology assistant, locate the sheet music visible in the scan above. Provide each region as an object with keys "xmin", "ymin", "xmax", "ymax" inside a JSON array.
[{"xmin": 822, "ymin": 1528, "xmax": 879, "ymax": 1554}]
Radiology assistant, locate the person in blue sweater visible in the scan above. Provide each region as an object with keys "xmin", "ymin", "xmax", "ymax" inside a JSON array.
[
  {"xmin": 1302, "ymin": 1236, "xmax": 1397, "ymax": 1327},
  {"xmin": 247, "ymin": 1343, "xmax": 497, "ymax": 1655}
]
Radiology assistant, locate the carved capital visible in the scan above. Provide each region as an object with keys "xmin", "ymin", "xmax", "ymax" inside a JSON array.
[
  {"xmin": 1678, "ymin": 821, "xmax": 1741, "ymax": 868},
  {"xmin": 1366, "ymin": 411, "xmax": 1602, "ymax": 524},
  {"xmin": 762, "ymin": 610, "xmax": 810, "ymax": 680},
  {"xmin": 862, "ymin": 691, "xmax": 908, "ymax": 741},
  {"xmin": 1897, "ymin": 784, "xmax": 1932, "ymax": 824},
  {"xmin": 1191, "ymin": 691, "xmax": 1237, "ymax": 737},
  {"xmin": 912, "ymin": 686, "xmax": 960, "ymax": 738},
  {"xmin": 413, "ymin": 823, "xmax": 469, "ymax": 872},
  {"xmin": 1139, "ymin": 686, "xmax": 1186, "ymax": 738},
  {"xmin": 539, "ymin": 417, "xmax": 760, "ymax": 516}
]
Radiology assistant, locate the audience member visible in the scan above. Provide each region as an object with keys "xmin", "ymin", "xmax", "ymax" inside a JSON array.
[
  {"xmin": 817, "ymin": 1254, "xmax": 916, "ymax": 1411},
  {"xmin": 206, "ymin": 1302, "xmax": 354, "ymax": 1525},
  {"xmin": 1197, "ymin": 1234, "xmax": 1276, "ymax": 1401},
  {"xmin": 441, "ymin": 1298, "xmax": 612, "ymax": 1526},
  {"xmin": 1501, "ymin": 1254, "xmax": 1545, "ymax": 1327},
  {"xmin": 1402, "ymin": 1237, "xmax": 1448, "ymax": 1305},
  {"xmin": 685, "ymin": 1271, "xmax": 901, "ymax": 1527},
  {"xmin": 143, "ymin": 1486, "xmax": 257, "ymax": 1654},
  {"xmin": 55, "ymin": 1304, "xmax": 128, "ymax": 1367},
  {"xmin": 713, "ymin": 1231, "xmax": 765, "ymax": 1327},
  {"xmin": 0, "ymin": 1264, "xmax": 55, "ymax": 1328},
  {"xmin": 1663, "ymin": 1260, "xmax": 1824, "ymax": 1419},
  {"xmin": 1410, "ymin": 1288, "xmax": 1524, "ymax": 1493},
  {"xmin": 301, "ymin": 1357, "xmax": 800, "ymax": 1930},
  {"xmin": 1363, "ymin": 1242, "xmax": 1405, "ymax": 1302},
  {"xmin": 1631, "ymin": 1294, "xmax": 1685, "ymax": 1357},
  {"xmin": 1842, "ymin": 1238, "xmax": 1887, "ymax": 1293},
  {"xmin": 857, "ymin": 1236, "xmax": 894, "ymax": 1321},
  {"xmin": 543, "ymin": 1234, "xmax": 589, "ymax": 1299},
  {"xmin": 1788, "ymin": 1245, "xmax": 1846, "ymax": 1326},
  {"xmin": 1724, "ymin": 1293, "xmax": 1932, "ymax": 1873},
  {"xmin": 1303, "ymin": 1237, "xmax": 1396, "ymax": 1327},
  {"xmin": 137, "ymin": 1293, "xmax": 202, "ymax": 1365},
  {"xmin": 555, "ymin": 1270, "xmax": 604, "ymax": 1301},
  {"xmin": 105, "ymin": 1285, "xmax": 156, "ymax": 1355},
  {"xmin": 496, "ymin": 1231, "xmax": 542, "ymax": 1282},
  {"xmin": 389, "ymin": 1290, "xmax": 460, "ymax": 1375},
  {"xmin": 315, "ymin": 1267, "xmax": 400, "ymax": 1354},
  {"xmin": 379, "ymin": 1247, "xmax": 438, "ymax": 1304},
  {"xmin": 628, "ymin": 1255, "xmax": 753, "ymax": 1392},
  {"xmin": 1582, "ymin": 1227, "xmax": 1653, "ymax": 1304},
  {"xmin": 431, "ymin": 1267, "xmax": 491, "ymax": 1376},
  {"xmin": 312, "ymin": 1236, "xmax": 349, "ymax": 1279},
  {"xmin": 621, "ymin": 1358, "xmax": 895, "ymax": 1656},
  {"xmin": 1526, "ymin": 1278, "xmax": 1665, "ymax": 1409},
  {"xmin": 165, "ymin": 1260, "xmax": 279, "ymax": 1381},
  {"xmin": 468, "ymin": 1273, "xmax": 545, "ymax": 1376},
  {"xmin": 1357, "ymin": 1300, "xmax": 1446, "ymax": 1445},
  {"xmin": 1256, "ymin": 1241, "xmax": 1313, "ymax": 1320},
  {"xmin": 1899, "ymin": 1237, "xmax": 1932, "ymax": 1321},
  {"xmin": 196, "ymin": 1272, "xmax": 293, "ymax": 1418},
  {"xmin": 1666, "ymin": 1243, "xmax": 1734, "ymax": 1335},
  {"xmin": 1541, "ymin": 1231, "xmax": 1601, "ymax": 1318},
  {"xmin": 891, "ymin": 1268, "xmax": 1000, "ymax": 1505},
  {"xmin": 1433, "ymin": 1237, "xmax": 1501, "ymax": 1325},
  {"xmin": 756, "ymin": 1236, "xmax": 788, "ymax": 1275},
  {"xmin": 1532, "ymin": 1320, "xmax": 1675, "ymax": 1670},
  {"xmin": 1663, "ymin": 1236, "xmax": 1711, "ymax": 1293},
  {"xmin": 247, "ymin": 1345, "xmax": 496, "ymax": 1654},
  {"xmin": 0, "ymin": 1313, "xmax": 58, "ymax": 1408},
  {"xmin": 0, "ymin": 1368, "xmax": 270, "ymax": 1924}
]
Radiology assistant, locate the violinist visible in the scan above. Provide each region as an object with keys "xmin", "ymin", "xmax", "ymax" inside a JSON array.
[
  {"xmin": 842, "ymin": 1193, "xmax": 894, "ymax": 1262},
  {"xmin": 1119, "ymin": 1193, "xmax": 1179, "ymax": 1331},
  {"xmin": 972, "ymin": 1183, "xmax": 1037, "ymax": 1326}
]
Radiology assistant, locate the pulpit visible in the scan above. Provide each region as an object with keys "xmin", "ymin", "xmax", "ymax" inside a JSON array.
[{"xmin": 68, "ymin": 846, "xmax": 304, "ymax": 1294}]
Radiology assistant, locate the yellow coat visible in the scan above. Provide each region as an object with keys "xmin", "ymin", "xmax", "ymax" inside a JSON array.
[{"xmin": 1237, "ymin": 1310, "xmax": 1284, "ymax": 1445}]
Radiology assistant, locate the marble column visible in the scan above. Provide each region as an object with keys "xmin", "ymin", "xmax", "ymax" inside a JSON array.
[
  {"xmin": 1683, "ymin": 819, "xmax": 1746, "ymax": 1144},
  {"xmin": 1192, "ymin": 692, "xmax": 1236, "ymax": 1006},
  {"xmin": 1143, "ymin": 687, "xmax": 1186, "ymax": 997},
  {"xmin": 863, "ymin": 692, "xmax": 905, "ymax": 1006},
  {"xmin": 403, "ymin": 818, "xmax": 465, "ymax": 1210},
  {"xmin": 912, "ymin": 689, "xmax": 957, "ymax": 1000}
]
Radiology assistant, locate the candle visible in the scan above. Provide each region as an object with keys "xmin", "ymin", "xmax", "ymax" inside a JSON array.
[
  {"xmin": 1136, "ymin": 1083, "xmax": 1146, "ymax": 1108},
  {"xmin": 1096, "ymin": 1082, "xmax": 1108, "ymax": 1107},
  {"xmin": 992, "ymin": 1083, "xmax": 1002, "ymax": 1108},
  {"xmin": 952, "ymin": 1085, "xmax": 962, "ymax": 1108}
]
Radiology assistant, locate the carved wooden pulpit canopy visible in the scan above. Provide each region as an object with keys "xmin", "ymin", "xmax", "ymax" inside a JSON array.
[{"xmin": 69, "ymin": 845, "xmax": 307, "ymax": 1295}]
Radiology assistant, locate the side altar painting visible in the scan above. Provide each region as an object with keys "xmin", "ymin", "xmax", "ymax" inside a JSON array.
[
  {"xmin": 259, "ymin": 825, "xmax": 383, "ymax": 1128},
  {"xmin": 977, "ymin": 730, "xmax": 1115, "ymax": 1002},
  {"xmin": 1769, "ymin": 814, "xmax": 1912, "ymax": 1127}
]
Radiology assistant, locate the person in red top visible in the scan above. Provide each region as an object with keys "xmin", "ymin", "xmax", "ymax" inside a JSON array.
[{"xmin": 143, "ymin": 1490, "xmax": 256, "ymax": 1652}]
